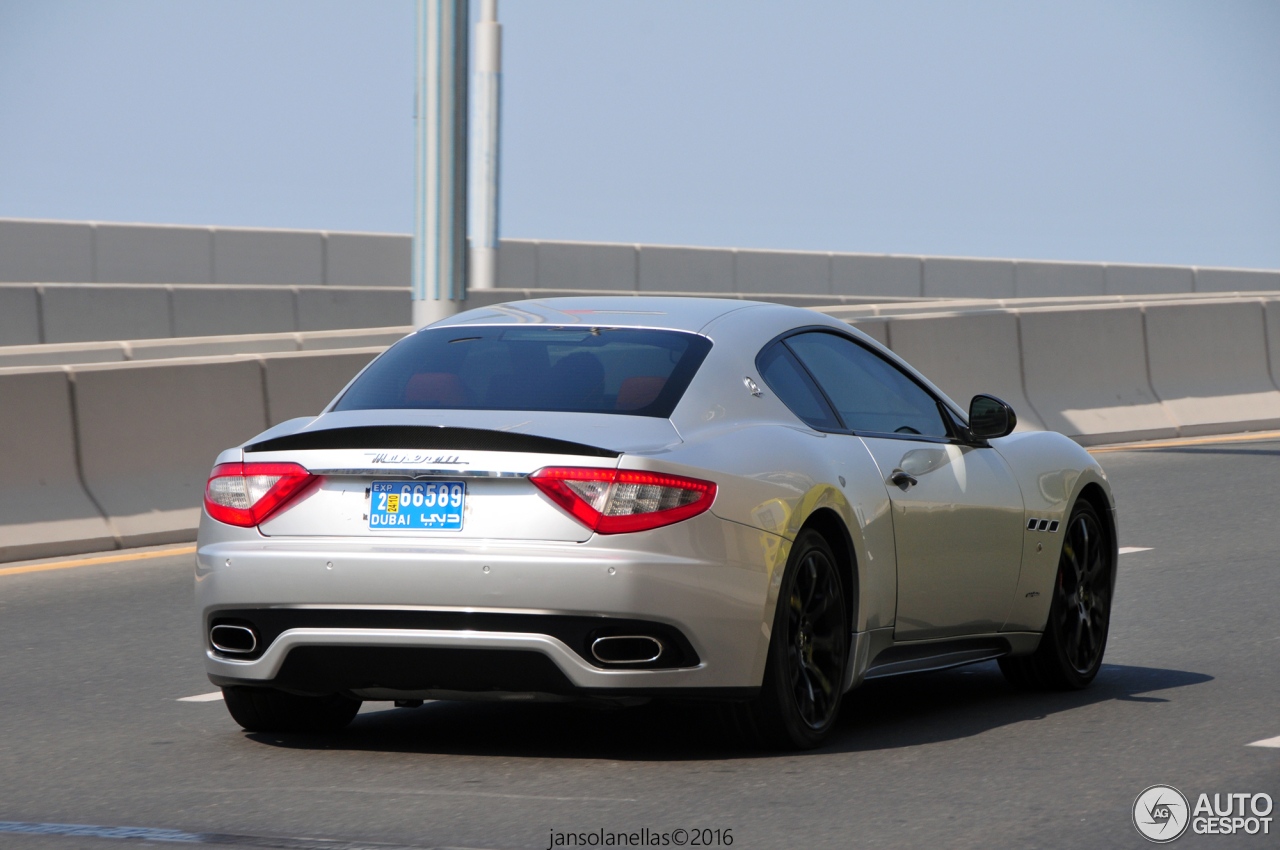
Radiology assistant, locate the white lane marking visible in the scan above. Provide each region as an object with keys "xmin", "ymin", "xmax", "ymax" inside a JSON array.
[
  {"xmin": 1119, "ymin": 547, "xmax": 1153, "ymax": 554},
  {"xmin": 1247, "ymin": 735, "xmax": 1280, "ymax": 748},
  {"xmin": 177, "ymin": 691, "xmax": 224, "ymax": 702},
  {"xmin": 201, "ymin": 785, "xmax": 637, "ymax": 803}
]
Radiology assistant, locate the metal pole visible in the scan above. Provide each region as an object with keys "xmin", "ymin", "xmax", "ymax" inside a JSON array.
[
  {"xmin": 469, "ymin": 0, "xmax": 501, "ymax": 290},
  {"xmin": 413, "ymin": 0, "xmax": 469, "ymax": 328}
]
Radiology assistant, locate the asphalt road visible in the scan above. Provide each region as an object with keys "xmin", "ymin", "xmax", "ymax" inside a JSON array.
[{"xmin": 1, "ymin": 436, "xmax": 1278, "ymax": 850}]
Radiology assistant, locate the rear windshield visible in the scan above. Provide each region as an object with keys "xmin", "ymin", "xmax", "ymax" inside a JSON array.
[{"xmin": 332, "ymin": 326, "xmax": 713, "ymax": 418}]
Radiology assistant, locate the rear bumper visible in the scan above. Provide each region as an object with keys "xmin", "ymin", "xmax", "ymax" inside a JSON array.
[{"xmin": 196, "ymin": 511, "xmax": 783, "ymax": 694}]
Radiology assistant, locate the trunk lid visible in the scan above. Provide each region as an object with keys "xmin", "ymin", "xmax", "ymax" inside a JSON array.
[{"xmin": 249, "ymin": 410, "xmax": 680, "ymax": 542}]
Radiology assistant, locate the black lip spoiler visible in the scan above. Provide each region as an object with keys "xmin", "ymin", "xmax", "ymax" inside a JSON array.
[{"xmin": 244, "ymin": 425, "xmax": 620, "ymax": 458}]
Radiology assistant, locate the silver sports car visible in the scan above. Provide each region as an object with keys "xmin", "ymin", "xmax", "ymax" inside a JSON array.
[{"xmin": 196, "ymin": 296, "xmax": 1116, "ymax": 748}]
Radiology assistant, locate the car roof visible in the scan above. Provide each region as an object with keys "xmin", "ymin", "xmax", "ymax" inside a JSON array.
[{"xmin": 430, "ymin": 296, "xmax": 781, "ymax": 333}]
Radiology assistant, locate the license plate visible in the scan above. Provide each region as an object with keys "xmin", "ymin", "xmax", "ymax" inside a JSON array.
[{"xmin": 369, "ymin": 481, "xmax": 465, "ymax": 531}]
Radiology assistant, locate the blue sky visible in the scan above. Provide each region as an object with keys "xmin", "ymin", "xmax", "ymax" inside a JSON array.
[{"xmin": 1, "ymin": 0, "xmax": 1277, "ymax": 268}]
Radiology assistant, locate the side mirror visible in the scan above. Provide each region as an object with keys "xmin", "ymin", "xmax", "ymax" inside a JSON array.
[{"xmin": 968, "ymin": 394, "xmax": 1017, "ymax": 440}]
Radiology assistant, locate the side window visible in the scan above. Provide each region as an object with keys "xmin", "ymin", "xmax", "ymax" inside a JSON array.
[
  {"xmin": 756, "ymin": 342, "xmax": 841, "ymax": 431},
  {"xmin": 785, "ymin": 331, "xmax": 949, "ymax": 438}
]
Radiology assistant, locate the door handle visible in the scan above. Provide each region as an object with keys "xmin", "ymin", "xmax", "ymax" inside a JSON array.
[{"xmin": 889, "ymin": 469, "xmax": 918, "ymax": 490}]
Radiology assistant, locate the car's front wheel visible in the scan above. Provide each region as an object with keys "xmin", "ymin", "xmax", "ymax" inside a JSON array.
[
  {"xmin": 222, "ymin": 686, "xmax": 361, "ymax": 733},
  {"xmin": 727, "ymin": 529, "xmax": 849, "ymax": 749},
  {"xmin": 999, "ymin": 498, "xmax": 1113, "ymax": 690}
]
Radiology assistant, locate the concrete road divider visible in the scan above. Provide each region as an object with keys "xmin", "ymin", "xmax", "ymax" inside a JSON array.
[
  {"xmin": 845, "ymin": 317, "xmax": 889, "ymax": 347},
  {"xmin": 71, "ymin": 356, "xmax": 268, "ymax": 548},
  {"xmin": 1014, "ymin": 261, "xmax": 1106, "ymax": 298},
  {"xmin": 95, "ymin": 223, "xmax": 213, "ymax": 284},
  {"xmin": 1263, "ymin": 299, "xmax": 1280, "ymax": 383},
  {"xmin": 0, "ymin": 369, "xmax": 117, "ymax": 561},
  {"xmin": 295, "ymin": 286, "xmax": 409, "ymax": 331},
  {"xmin": 0, "ymin": 284, "xmax": 412, "ymax": 346},
  {"xmin": 639, "ymin": 245, "xmax": 735, "ymax": 293},
  {"xmin": 0, "ymin": 340, "xmax": 130, "ymax": 368},
  {"xmin": 0, "ymin": 219, "xmax": 94, "ymax": 283},
  {"xmin": 0, "ymin": 285, "xmax": 42, "ymax": 346},
  {"xmin": 0, "ymin": 327, "xmax": 409, "ymax": 369},
  {"xmin": 1194, "ymin": 267, "xmax": 1280, "ymax": 293},
  {"xmin": 1143, "ymin": 298, "xmax": 1280, "ymax": 436},
  {"xmin": 40, "ymin": 284, "xmax": 172, "ymax": 344},
  {"xmin": 831, "ymin": 254, "xmax": 922, "ymax": 298},
  {"xmin": 735, "ymin": 249, "xmax": 830, "ymax": 295},
  {"xmin": 886, "ymin": 310, "xmax": 1044, "ymax": 430},
  {"xmin": 212, "ymin": 228, "xmax": 324, "ymax": 286},
  {"xmin": 171, "ymin": 285, "xmax": 296, "ymax": 337},
  {"xmin": 537, "ymin": 241, "xmax": 637, "ymax": 291},
  {"xmin": 261, "ymin": 348, "xmax": 384, "ymax": 426},
  {"xmin": 324, "ymin": 231, "xmax": 411, "ymax": 287},
  {"xmin": 0, "ymin": 343, "xmax": 404, "ymax": 561},
  {"xmin": 296, "ymin": 327, "xmax": 409, "ymax": 350},
  {"xmin": 923, "ymin": 258, "xmax": 1016, "ymax": 299},
  {"xmin": 1105, "ymin": 263, "xmax": 1193, "ymax": 295},
  {"xmin": 1018, "ymin": 305, "xmax": 1176, "ymax": 445}
]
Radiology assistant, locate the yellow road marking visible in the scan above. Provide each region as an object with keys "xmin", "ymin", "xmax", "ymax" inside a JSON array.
[
  {"xmin": 1089, "ymin": 430, "xmax": 1280, "ymax": 454},
  {"xmin": 0, "ymin": 545, "xmax": 196, "ymax": 578}
]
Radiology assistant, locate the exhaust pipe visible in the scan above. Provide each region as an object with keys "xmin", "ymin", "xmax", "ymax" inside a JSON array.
[
  {"xmin": 591, "ymin": 635, "xmax": 663, "ymax": 664},
  {"xmin": 210, "ymin": 624, "xmax": 258, "ymax": 654}
]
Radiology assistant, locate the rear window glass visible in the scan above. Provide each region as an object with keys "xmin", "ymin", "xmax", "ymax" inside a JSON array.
[{"xmin": 333, "ymin": 326, "xmax": 713, "ymax": 418}]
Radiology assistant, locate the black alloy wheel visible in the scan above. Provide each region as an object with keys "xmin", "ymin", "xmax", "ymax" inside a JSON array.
[
  {"xmin": 1056, "ymin": 504, "xmax": 1111, "ymax": 676},
  {"xmin": 785, "ymin": 539, "xmax": 848, "ymax": 728},
  {"xmin": 999, "ymin": 498, "xmax": 1113, "ymax": 690},
  {"xmin": 725, "ymin": 529, "xmax": 848, "ymax": 749}
]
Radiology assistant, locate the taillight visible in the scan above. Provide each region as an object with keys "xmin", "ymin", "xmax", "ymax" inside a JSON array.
[
  {"xmin": 203, "ymin": 462, "xmax": 315, "ymax": 527},
  {"xmin": 529, "ymin": 467, "xmax": 716, "ymax": 534}
]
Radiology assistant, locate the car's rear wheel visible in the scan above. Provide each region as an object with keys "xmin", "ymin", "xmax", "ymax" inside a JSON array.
[
  {"xmin": 999, "ymin": 498, "xmax": 1112, "ymax": 690},
  {"xmin": 726, "ymin": 529, "xmax": 848, "ymax": 749},
  {"xmin": 222, "ymin": 686, "xmax": 361, "ymax": 733}
]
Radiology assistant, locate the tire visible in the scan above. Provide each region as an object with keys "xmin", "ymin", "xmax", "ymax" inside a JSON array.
[
  {"xmin": 999, "ymin": 498, "xmax": 1113, "ymax": 690},
  {"xmin": 725, "ymin": 529, "xmax": 849, "ymax": 749},
  {"xmin": 222, "ymin": 686, "xmax": 361, "ymax": 733}
]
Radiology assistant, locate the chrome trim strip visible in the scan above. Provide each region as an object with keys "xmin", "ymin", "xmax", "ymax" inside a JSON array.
[
  {"xmin": 210, "ymin": 624, "xmax": 258, "ymax": 655},
  {"xmin": 590, "ymin": 635, "xmax": 664, "ymax": 664},
  {"xmin": 310, "ymin": 468, "xmax": 528, "ymax": 479}
]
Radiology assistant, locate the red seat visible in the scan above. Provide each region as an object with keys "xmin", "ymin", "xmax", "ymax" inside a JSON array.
[{"xmin": 615, "ymin": 376, "xmax": 666, "ymax": 411}]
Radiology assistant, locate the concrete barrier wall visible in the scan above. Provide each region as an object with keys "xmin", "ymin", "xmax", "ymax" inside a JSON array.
[
  {"xmin": 5, "ymin": 219, "xmax": 1276, "ymax": 299},
  {"xmin": 72, "ymin": 356, "xmax": 269, "ymax": 547},
  {"xmin": 0, "ymin": 219, "xmax": 410, "ymax": 287},
  {"xmin": 1018, "ymin": 305, "xmax": 1176, "ymax": 444},
  {"xmin": 9, "ymin": 291, "xmax": 1280, "ymax": 561},
  {"xmin": 0, "ymin": 219, "xmax": 94, "ymax": 282},
  {"xmin": 95, "ymin": 223, "xmax": 212, "ymax": 284},
  {"xmin": 0, "ymin": 369, "xmax": 116, "ymax": 562},
  {"xmin": 1143, "ymin": 299, "xmax": 1280, "ymax": 436},
  {"xmin": 0, "ymin": 344, "xmax": 391, "ymax": 560},
  {"xmin": 261, "ymin": 348, "xmax": 382, "ymax": 425},
  {"xmin": 0, "ymin": 286, "xmax": 42, "ymax": 346},
  {"xmin": 884, "ymin": 311, "xmax": 1045, "ymax": 430},
  {"xmin": 325, "ymin": 232, "xmax": 412, "ymax": 287},
  {"xmin": 0, "ymin": 284, "xmax": 409, "ymax": 346},
  {"xmin": 0, "ymin": 327, "xmax": 409, "ymax": 369}
]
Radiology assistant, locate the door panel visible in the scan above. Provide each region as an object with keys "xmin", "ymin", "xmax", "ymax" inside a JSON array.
[{"xmin": 861, "ymin": 437, "xmax": 1024, "ymax": 640}]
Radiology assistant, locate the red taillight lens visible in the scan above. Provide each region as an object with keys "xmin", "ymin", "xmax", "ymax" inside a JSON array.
[
  {"xmin": 203, "ymin": 462, "xmax": 315, "ymax": 527},
  {"xmin": 529, "ymin": 467, "xmax": 716, "ymax": 534}
]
